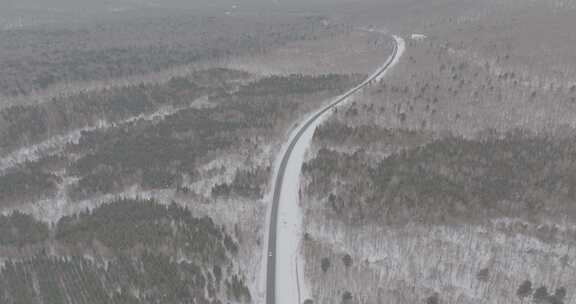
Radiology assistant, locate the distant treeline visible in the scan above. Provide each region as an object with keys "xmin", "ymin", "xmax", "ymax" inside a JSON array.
[{"xmin": 0, "ymin": 13, "xmax": 346, "ymax": 96}]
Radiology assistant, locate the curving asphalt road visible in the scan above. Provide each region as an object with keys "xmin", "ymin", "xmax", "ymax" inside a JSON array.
[{"xmin": 265, "ymin": 35, "xmax": 401, "ymax": 304}]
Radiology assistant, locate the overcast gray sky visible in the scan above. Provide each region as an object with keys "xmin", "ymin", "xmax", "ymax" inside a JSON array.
[{"xmin": 0, "ymin": 0, "xmax": 363, "ymax": 11}]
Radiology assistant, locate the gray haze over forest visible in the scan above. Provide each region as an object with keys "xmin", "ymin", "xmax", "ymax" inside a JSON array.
[
  {"xmin": 0, "ymin": 0, "xmax": 338, "ymax": 10},
  {"xmin": 1, "ymin": 0, "xmax": 576, "ymax": 303}
]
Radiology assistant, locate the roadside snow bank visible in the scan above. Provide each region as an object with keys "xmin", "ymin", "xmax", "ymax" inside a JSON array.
[{"xmin": 260, "ymin": 33, "xmax": 405, "ymax": 304}]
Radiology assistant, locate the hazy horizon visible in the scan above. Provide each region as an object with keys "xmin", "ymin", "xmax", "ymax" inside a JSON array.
[{"xmin": 1, "ymin": 1, "xmax": 576, "ymax": 303}]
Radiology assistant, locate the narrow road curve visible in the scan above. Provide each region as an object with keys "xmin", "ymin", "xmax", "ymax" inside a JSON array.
[{"xmin": 265, "ymin": 34, "xmax": 404, "ymax": 304}]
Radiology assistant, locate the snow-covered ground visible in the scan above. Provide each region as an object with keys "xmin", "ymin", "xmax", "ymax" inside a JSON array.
[
  {"xmin": 0, "ymin": 100, "xmax": 208, "ymax": 173},
  {"xmin": 259, "ymin": 33, "xmax": 405, "ymax": 304}
]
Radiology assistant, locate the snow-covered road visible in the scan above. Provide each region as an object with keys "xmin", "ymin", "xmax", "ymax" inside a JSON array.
[{"xmin": 262, "ymin": 34, "xmax": 405, "ymax": 304}]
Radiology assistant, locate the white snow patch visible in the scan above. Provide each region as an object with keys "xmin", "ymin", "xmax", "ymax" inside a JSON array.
[{"xmin": 411, "ymin": 33, "xmax": 427, "ymax": 41}]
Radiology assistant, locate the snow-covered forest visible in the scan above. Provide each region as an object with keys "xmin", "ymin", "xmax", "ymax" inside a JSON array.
[
  {"xmin": 0, "ymin": 5, "xmax": 392, "ymax": 302},
  {"xmin": 300, "ymin": 1, "xmax": 576, "ymax": 304}
]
